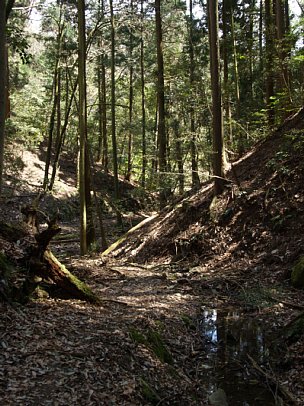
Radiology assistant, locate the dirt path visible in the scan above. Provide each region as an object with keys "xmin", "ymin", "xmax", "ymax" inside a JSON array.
[
  {"xmin": 0, "ymin": 258, "xmax": 207, "ymax": 405},
  {"xmin": 2, "ymin": 251, "xmax": 303, "ymax": 405}
]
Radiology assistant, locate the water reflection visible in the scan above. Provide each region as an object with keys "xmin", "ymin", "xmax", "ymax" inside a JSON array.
[{"xmin": 199, "ymin": 309, "xmax": 275, "ymax": 405}]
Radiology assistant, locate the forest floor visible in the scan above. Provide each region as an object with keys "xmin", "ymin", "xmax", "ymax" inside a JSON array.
[{"xmin": 1, "ymin": 115, "xmax": 304, "ymax": 405}]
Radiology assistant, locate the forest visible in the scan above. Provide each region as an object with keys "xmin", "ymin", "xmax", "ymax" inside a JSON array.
[{"xmin": 1, "ymin": 0, "xmax": 304, "ymax": 404}]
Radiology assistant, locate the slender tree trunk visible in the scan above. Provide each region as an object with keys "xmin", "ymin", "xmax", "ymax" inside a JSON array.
[
  {"xmin": 222, "ymin": 0, "xmax": 233, "ymax": 146},
  {"xmin": 140, "ymin": 0, "xmax": 146, "ymax": 188},
  {"xmin": 249, "ymin": 1, "xmax": 254, "ymax": 99},
  {"xmin": 259, "ymin": 0, "xmax": 264, "ymax": 75},
  {"xmin": 208, "ymin": 0, "xmax": 225, "ymax": 196},
  {"xmin": 97, "ymin": 62, "xmax": 103, "ymax": 162},
  {"xmin": 110, "ymin": 0, "xmax": 122, "ymax": 226},
  {"xmin": 101, "ymin": 60, "xmax": 108, "ymax": 171},
  {"xmin": 0, "ymin": 3, "xmax": 7, "ymax": 195},
  {"xmin": 189, "ymin": 0, "xmax": 200, "ymax": 189},
  {"xmin": 55, "ymin": 67, "xmax": 61, "ymax": 150},
  {"xmin": 275, "ymin": 0, "xmax": 291, "ymax": 110},
  {"xmin": 126, "ymin": 0, "xmax": 134, "ymax": 181},
  {"xmin": 97, "ymin": 0, "xmax": 108, "ymax": 171},
  {"xmin": 155, "ymin": 0, "xmax": 167, "ymax": 207},
  {"xmin": 173, "ymin": 119, "xmax": 184, "ymax": 195},
  {"xmin": 43, "ymin": 72, "xmax": 58, "ymax": 190},
  {"xmin": 43, "ymin": 6, "xmax": 63, "ymax": 191},
  {"xmin": 265, "ymin": 0, "xmax": 275, "ymax": 125},
  {"xmin": 49, "ymin": 77, "xmax": 78, "ymax": 191},
  {"xmin": 77, "ymin": 0, "xmax": 88, "ymax": 255},
  {"xmin": 230, "ymin": 8, "xmax": 240, "ymax": 120}
]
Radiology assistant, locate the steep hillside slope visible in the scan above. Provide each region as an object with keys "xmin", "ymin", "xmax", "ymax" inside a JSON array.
[{"xmin": 104, "ymin": 109, "xmax": 304, "ymax": 274}]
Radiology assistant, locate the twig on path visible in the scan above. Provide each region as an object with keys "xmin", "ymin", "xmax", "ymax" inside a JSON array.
[{"xmin": 100, "ymin": 298, "xmax": 129, "ymax": 306}]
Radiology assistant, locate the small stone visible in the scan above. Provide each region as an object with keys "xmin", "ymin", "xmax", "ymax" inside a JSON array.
[{"xmin": 208, "ymin": 388, "xmax": 228, "ymax": 406}]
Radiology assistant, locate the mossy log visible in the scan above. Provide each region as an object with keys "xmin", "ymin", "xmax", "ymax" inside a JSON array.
[
  {"xmin": 0, "ymin": 206, "xmax": 100, "ymax": 304},
  {"xmin": 39, "ymin": 250, "xmax": 99, "ymax": 303}
]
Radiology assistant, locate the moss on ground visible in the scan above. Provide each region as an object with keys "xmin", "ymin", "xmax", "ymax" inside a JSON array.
[{"xmin": 129, "ymin": 327, "xmax": 173, "ymax": 365}]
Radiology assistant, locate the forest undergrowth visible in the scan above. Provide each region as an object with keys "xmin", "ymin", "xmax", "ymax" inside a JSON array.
[{"xmin": 1, "ymin": 115, "xmax": 304, "ymax": 405}]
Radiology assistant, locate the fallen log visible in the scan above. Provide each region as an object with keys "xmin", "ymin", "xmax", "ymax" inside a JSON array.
[{"xmin": 0, "ymin": 205, "xmax": 100, "ymax": 304}]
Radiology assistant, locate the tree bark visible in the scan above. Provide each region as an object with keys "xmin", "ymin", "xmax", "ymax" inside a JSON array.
[
  {"xmin": 189, "ymin": 0, "xmax": 200, "ymax": 189},
  {"xmin": 140, "ymin": 0, "xmax": 147, "ymax": 188},
  {"xmin": 110, "ymin": 0, "xmax": 122, "ymax": 227},
  {"xmin": 155, "ymin": 0, "xmax": 168, "ymax": 207},
  {"xmin": 222, "ymin": 0, "xmax": 233, "ymax": 146},
  {"xmin": 265, "ymin": 0, "xmax": 275, "ymax": 125},
  {"xmin": 43, "ymin": 4, "xmax": 63, "ymax": 191},
  {"xmin": 0, "ymin": 2, "xmax": 7, "ymax": 195},
  {"xmin": 78, "ymin": 0, "xmax": 88, "ymax": 254},
  {"xmin": 49, "ymin": 75, "xmax": 78, "ymax": 191},
  {"xmin": 208, "ymin": 0, "xmax": 225, "ymax": 196}
]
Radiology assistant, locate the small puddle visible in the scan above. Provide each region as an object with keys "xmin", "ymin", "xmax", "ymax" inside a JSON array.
[{"xmin": 199, "ymin": 309, "xmax": 276, "ymax": 405}]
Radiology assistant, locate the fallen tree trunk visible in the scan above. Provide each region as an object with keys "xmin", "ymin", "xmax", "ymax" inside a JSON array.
[{"xmin": 0, "ymin": 206, "xmax": 100, "ymax": 304}]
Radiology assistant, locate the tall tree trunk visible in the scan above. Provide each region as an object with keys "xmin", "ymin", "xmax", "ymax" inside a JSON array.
[
  {"xmin": 110, "ymin": 0, "xmax": 122, "ymax": 226},
  {"xmin": 155, "ymin": 0, "xmax": 167, "ymax": 207},
  {"xmin": 77, "ymin": 0, "xmax": 88, "ymax": 255},
  {"xmin": 101, "ymin": 59, "xmax": 108, "ymax": 171},
  {"xmin": 248, "ymin": 1, "xmax": 254, "ymax": 100},
  {"xmin": 43, "ymin": 74, "xmax": 58, "ymax": 191},
  {"xmin": 208, "ymin": 0, "xmax": 225, "ymax": 196},
  {"xmin": 173, "ymin": 118, "xmax": 184, "ymax": 195},
  {"xmin": 0, "ymin": 3, "xmax": 7, "ymax": 195},
  {"xmin": 189, "ymin": 0, "xmax": 200, "ymax": 189},
  {"xmin": 55, "ymin": 67, "xmax": 61, "ymax": 151},
  {"xmin": 140, "ymin": 0, "xmax": 146, "ymax": 188},
  {"xmin": 259, "ymin": 0, "xmax": 263, "ymax": 75},
  {"xmin": 230, "ymin": 8, "xmax": 240, "ymax": 120},
  {"xmin": 126, "ymin": 0, "xmax": 134, "ymax": 181},
  {"xmin": 265, "ymin": 0, "xmax": 275, "ymax": 125},
  {"xmin": 97, "ymin": 0, "xmax": 108, "ymax": 172},
  {"xmin": 222, "ymin": 0, "xmax": 233, "ymax": 146},
  {"xmin": 49, "ymin": 76, "xmax": 78, "ymax": 191},
  {"xmin": 43, "ymin": 5, "xmax": 63, "ymax": 191},
  {"xmin": 275, "ymin": 0, "xmax": 291, "ymax": 110}
]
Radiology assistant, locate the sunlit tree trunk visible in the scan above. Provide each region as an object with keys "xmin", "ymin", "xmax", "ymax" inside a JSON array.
[
  {"xmin": 0, "ymin": 2, "xmax": 7, "ymax": 195},
  {"xmin": 49, "ymin": 76, "xmax": 78, "ymax": 191},
  {"xmin": 248, "ymin": 1, "xmax": 254, "ymax": 100},
  {"xmin": 275, "ymin": 0, "xmax": 291, "ymax": 110},
  {"xmin": 259, "ymin": 0, "xmax": 263, "ymax": 74},
  {"xmin": 173, "ymin": 118, "xmax": 184, "ymax": 195},
  {"xmin": 78, "ymin": 0, "xmax": 88, "ymax": 255},
  {"xmin": 189, "ymin": 0, "xmax": 200, "ymax": 189},
  {"xmin": 97, "ymin": 0, "xmax": 108, "ymax": 171},
  {"xmin": 208, "ymin": 0, "xmax": 225, "ymax": 196},
  {"xmin": 265, "ymin": 0, "xmax": 275, "ymax": 125},
  {"xmin": 230, "ymin": 8, "xmax": 240, "ymax": 121},
  {"xmin": 110, "ymin": 0, "xmax": 122, "ymax": 226},
  {"xmin": 155, "ymin": 0, "xmax": 167, "ymax": 207},
  {"xmin": 126, "ymin": 0, "xmax": 134, "ymax": 181},
  {"xmin": 43, "ymin": 4, "xmax": 63, "ymax": 191},
  {"xmin": 140, "ymin": 0, "xmax": 146, "ymax": 188},
  {"xmin": 222, "ymin": 0, "xmax": 233, "ymax": 146}
]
